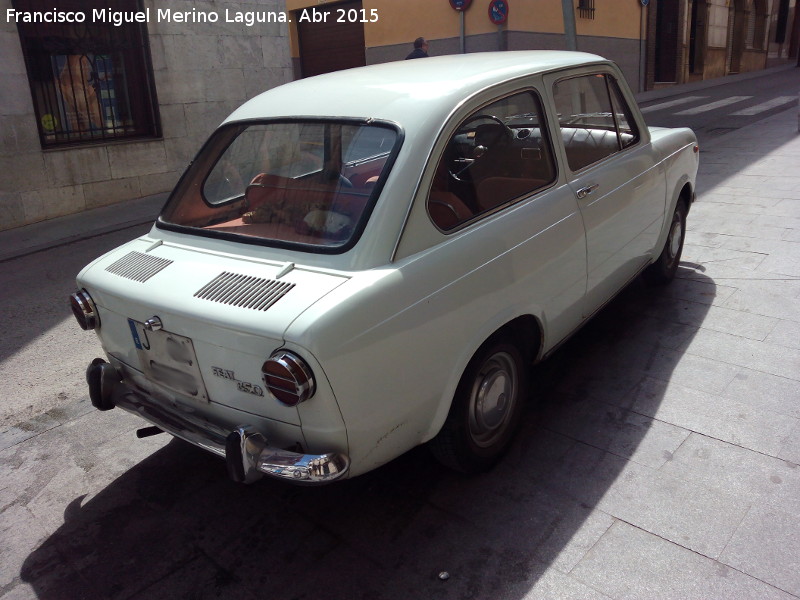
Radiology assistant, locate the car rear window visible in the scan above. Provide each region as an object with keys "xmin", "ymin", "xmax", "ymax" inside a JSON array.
[{"xmin": 159, "ymin": 120, "xmax": 400, "ymax": 252}]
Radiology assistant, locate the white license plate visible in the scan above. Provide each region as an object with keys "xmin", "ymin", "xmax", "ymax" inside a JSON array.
[{"xmin": 128, "ymin": 319, "xmax": 209, "ymax": 402}]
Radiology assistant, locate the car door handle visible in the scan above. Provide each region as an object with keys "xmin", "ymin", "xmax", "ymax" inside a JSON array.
[{"xmin": 576, "ymin": 184, "xmax": 599, "ymax": 199}]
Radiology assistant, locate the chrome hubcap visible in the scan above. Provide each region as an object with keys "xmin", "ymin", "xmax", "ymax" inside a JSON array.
[
  {"xmin": 469, "ymin": 352, "xmax": 517, "ymax": 448},
  {"xmin": 667, "ymin": 216, "xmax": 683, "ymax": 262}
]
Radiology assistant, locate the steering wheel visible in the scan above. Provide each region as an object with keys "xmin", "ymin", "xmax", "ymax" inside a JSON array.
[
  {"xmin": 448, "ymin": 114, "xmax": 512, "ymax": 182},
  {"xmin": 461, "ymin": 113, "xmax": 513, "ymax": 143}
]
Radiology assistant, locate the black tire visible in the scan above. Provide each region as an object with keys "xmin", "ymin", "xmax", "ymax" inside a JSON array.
[
  {"xmin": 430, "ymin": 336, "xmax": 528, "ymax": 474},
  {"xmin": 644, "ymin": 200, "xmax": 687, "ymax": 285}
]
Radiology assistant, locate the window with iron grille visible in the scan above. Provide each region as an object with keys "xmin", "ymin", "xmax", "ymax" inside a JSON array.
[
  {"xmin": 577, "ymin": 0, "xmax": 595, "ymax": 20},
  {"xmin": 13, "ymin": 0, "xmax": 160, "ymax": 148}
]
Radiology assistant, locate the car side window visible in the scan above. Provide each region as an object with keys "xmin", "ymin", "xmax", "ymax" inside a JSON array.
[
  {"xmin": 427, "ymin": 91, "xmax": 556, "ymax": 231},
  {"xmin": 553, "ymin": 73, "xmax": 639, "ymax": 172}
]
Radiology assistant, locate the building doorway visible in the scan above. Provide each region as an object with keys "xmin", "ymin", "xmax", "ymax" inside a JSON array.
[
  {"xmin": 296, "ymin": 0, "xmax": 366, "ymax": 78},
  {"xmin": 655, "ymin": 0, "xmax": 680, "ymax": 82},
  {"xmin": 689, "ymin": 0, "xmax": 707, "ymax": 75}
]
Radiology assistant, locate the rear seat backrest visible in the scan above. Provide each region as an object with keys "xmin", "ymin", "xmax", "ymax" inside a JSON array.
[{"xmin": 560, "ymin": 127, "xmax": 624, "ymax": 171}]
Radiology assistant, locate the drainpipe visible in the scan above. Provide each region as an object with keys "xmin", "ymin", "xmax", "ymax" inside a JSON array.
[
  {"xmin": 460, "ymin": 11, "xmax": 466, "ymax": 53},
  {"xmin": 639, "ymin": 1, "xmax": 647, "ymax": 92},
  {"xmin": 562, "ymin": 0, "xmax": 578, "ymax": 50},
  {"xmin": 561, "ymin": 0, "xmax": 578, "ymax": 50}
]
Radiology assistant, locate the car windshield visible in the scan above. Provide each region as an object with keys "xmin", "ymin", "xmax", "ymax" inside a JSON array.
[{"xmin": 159, "ymin": 120, "xmax": 400, "ymax": 252}]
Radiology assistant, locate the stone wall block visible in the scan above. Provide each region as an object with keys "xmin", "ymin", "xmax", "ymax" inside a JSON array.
[
  {"xmin": 158, "ymin": 104, "xmax": 188, "ymax": 139},
  {"xmin": 262, "ymin": 36, "xmax": 290, "ymax": 68},
  {"xmin": 1, "ymin": 0, "xmax": 18, "ymax": 32},
  {"xmin": 163, "ymin": 33, "xmax": 223, "ymax": 71},
  {"xmin": 219, "ymin": 35, "xmax": 263, "ymax": 68},
  {"xmin": 108, "ymin": 142, "xmax": 169, "ymax": 179},
  {"xmin": 0, "ymin": 114, "xmax": 41, "ymax": 157},
  {"xmin": 1, "ymin": 153, "xmax": 46, "ymax": 194},
  {"xmin": 146, "ymin": 33, "xmax": 167, "ymax": 72},
  {"xmin": 183, "ymin": 100, "xmax": 235, "ymax": 141},
  {"xmin": 164, "ymin": 135, "xmax": 201, "ymax": 173},
  {"xmin": 152, "ymin": 66, "xmax": 205, "ymax": 106},
  {"xmin": 44, "ymin": 146, "xmax": 111, "ymax": 188},
  {"xmin": 139, "ymin": 171, "xmax": 179, "ymax": 198},
  {"xmin": 83, "ymin": 177, "xmax": 142, "ymax": 209},
  {"xmin": 0, "ymin": 31, "xmax": 27, "ymax": 75},
  {"xmin": 0, "ymin": 73, "xmax": 35, "ymax": 116},
  {"xmin": 19, "ymin": 185, "xmax": 86, "ymax": 223},
  {"xmin": 0, "ymin": 192, "xmax": 26, "ymax": 231},
  {"xmin": 204, "ymin": 68, "xmax": 247, "ymax": 103}
]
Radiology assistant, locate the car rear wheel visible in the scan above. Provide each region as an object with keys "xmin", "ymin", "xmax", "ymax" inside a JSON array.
[
  {"xmin": 430, "ymin": 335, "xmax": 527, "ymax": 473},
  {"xmin": 644, "ymin": 200, "xmax": 687, "ymax": 285}
]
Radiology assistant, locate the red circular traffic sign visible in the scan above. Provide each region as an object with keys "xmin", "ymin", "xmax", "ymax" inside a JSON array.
[
  {"xmin": 488, "ymin": 0, "xmax": 509, "ymax": 24},
  {"xmin": 449, "ymin": 0, "xmax": 472, "ymax": 11}
]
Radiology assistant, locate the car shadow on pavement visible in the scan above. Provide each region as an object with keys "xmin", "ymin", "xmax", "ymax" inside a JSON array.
[{"xmin": 20, "ymin": 267, "xmax": 713, "ymax": 600}]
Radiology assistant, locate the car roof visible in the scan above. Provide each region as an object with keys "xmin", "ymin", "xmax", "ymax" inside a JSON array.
[{"xmin": 224, "ymin": 51, "xmax": 607, "ymax": 126}]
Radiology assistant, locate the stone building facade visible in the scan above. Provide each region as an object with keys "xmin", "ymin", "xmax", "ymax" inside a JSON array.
[{"xmin": 1, "ymin": 0, "xmax": 292, "ymax": 231}]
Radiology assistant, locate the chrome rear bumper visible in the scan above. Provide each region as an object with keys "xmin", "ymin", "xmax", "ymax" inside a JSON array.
[{"xmin": 87, "ymin": 359, "xmax": 350, "ymax": 484}]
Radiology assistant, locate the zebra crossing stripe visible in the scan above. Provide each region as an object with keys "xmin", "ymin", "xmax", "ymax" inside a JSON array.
[
  {"xmin": 675, "ymin": 96, "xmax": 752, "ymax": 115},
  {"xmin": 639, "ymin": 96, "xmax": 707, "ymax": 113},
  {"xmin": 731, "ymin": 96, "xmax": 797, "ymax": 116}
]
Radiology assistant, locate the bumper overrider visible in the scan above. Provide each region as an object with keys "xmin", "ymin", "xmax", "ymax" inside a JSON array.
[{"xmin": 86, "ymin": 359, "xmax": 350, "ymax": 484}]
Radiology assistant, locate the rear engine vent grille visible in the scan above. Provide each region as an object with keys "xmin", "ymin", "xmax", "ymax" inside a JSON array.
[
  {"xmin": 106, "ymin": 251, "xmax": 173, "ymax": 282},
  {"xmin": 194, "ymin": 272, "xmax": 295, "ymax": 311}
]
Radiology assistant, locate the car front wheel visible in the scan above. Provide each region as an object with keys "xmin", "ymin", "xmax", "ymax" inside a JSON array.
[{"xmin": 430, "ymin": 336, "xmax": 527, "ymax": 473}]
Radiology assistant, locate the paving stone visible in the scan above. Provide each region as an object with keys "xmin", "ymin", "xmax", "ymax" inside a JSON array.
[
  {"xmin": 723, "ymin": 368, "xmax": 800, "ymax": 419},
  {"xmin": 657, "ymin": 274, "xmax": 738, "ymax": 306},
  {"xmin": 630, "ymin": 296, "xmax": 778, "ymax": 341},
  {"xmin": 516, "ymin": 569, "xmax": 614, "ymax": 600},
  {"xmin": 644, "ymin": 347, "xmax": 740, "ymax": 395},
  {"xmin": 777, "ymin": 420, "xmax": 800, "ymax": 465},
  {"xmin": 542, "ymin": 396, "xmax": 690, "ymax": 469},
  {"xmin": 758, "ymin": 251, "xmax": 800, "ymax": 278},
  {"xmin": 765, "ymin": 319, "xmax": 800, "ymax": 350},
  {"xmin": 428, "ymin": 468, "xmax": 617, "ymax": 574},
  {"xmin": 685, "ymin": 246, "xmax": 766, "ymax": 273},
  {"xmin": 627, "ymin": 377, "xmax": 796, "ymax": 456},
  {"xmin": 0, "ymin": 504, "xmax": 49, "ymax": 589},
  {"xmin": 721, "ymin": 505, "xmax": 800, "ymax": 596},
  {"xmin": 723, "ymin": 286, "xmax": 800, "ymax": 323},
  {"xmin": 782, "ymin": 228, "xmax": 800, "ymax": 242},
  {"xmin": 572, "ymin": 520, "xmax": 795, "ymax": 599},
  {"xmin": 699, "ymin": 193, "xmax": 782, "ymax": 208},
  {"xmin": 660, "ymin": 432, "xmax": 800, "ymax": 514},
  {"xmin": 679, "ymin": 327, "xmax": 800, "ymax": 379}
]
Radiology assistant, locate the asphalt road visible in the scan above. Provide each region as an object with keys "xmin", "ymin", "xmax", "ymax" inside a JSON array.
[
  {"xmin": 639, "ymin": 66, "xmax": 799, "ymax": 145},
  {"xmin": 0, "ymin": 224, "xmax": 151, "ymax": 428}
]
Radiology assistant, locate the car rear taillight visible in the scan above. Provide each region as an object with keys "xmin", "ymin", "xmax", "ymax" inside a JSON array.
[
  {"xmin": 261, "ymin": 351, "xmax": 316, "ymax": 406},
  {"xmin": 70, "ymin": 289, "xmax": 99, "ymax": 330}
]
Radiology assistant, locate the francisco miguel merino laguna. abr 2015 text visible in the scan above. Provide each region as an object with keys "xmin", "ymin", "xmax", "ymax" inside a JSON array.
[{"xmin": 5, "ymin": 7, "xmax": 292, "ymax": 27}]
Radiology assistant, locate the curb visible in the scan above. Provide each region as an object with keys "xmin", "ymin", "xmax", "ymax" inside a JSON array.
[
  {"xmin": 634, "ymin": 62, "xmax": 797, "ymax": 104},
  {"xmin": 0, "ymin": 193, "xmax": 168, "ymax": 263}
]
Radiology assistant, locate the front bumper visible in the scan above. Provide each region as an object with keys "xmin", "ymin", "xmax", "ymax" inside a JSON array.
[{"xmin": 87, "ymin": 359, "xmax": 350, "ymax": 484}]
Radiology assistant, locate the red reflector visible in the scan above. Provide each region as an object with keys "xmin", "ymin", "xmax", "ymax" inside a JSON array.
[
  {"xmin": 261, "ymin": 351, "xmax": 316, "ymax": 406},
  {"xmin": 70, "ymin": 290, "xmax": 99, "ymax": 330}
]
